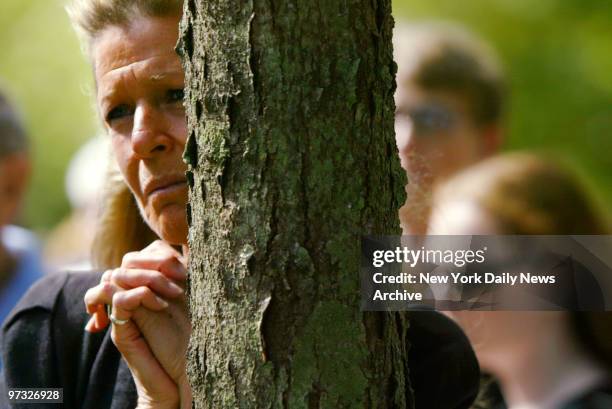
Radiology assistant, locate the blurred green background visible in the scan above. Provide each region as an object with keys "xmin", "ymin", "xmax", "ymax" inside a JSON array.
[
  {"xmin": 0, "ymin": 0, "xmax": 610, "ymax": 234},
  {"xmin": 0, "ymin": 1, "xmax": 97, "ymax": 232}
]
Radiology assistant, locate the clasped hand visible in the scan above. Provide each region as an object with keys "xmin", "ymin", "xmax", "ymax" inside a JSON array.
[{"xmin": 84, "ymin": 240, "xmax": 191, "ymax": 409}]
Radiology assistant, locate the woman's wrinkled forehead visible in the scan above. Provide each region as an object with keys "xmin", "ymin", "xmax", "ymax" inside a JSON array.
[{"xmin": 90, "ymin": 15, "xmax": 181, "ymax": 81}]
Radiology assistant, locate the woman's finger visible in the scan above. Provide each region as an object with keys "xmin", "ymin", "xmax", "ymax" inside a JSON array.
[
  {"xmin": 84, "ymin": 280, "xmax": 170, "ymax": 333},
  {"xmin": 109, "ymin": 306, "xmax": 180, "ymax": 406},
  {"xmin": 84, "ymin": 304, "xmax": 111, "ymax": 333},
  {"xmin": 121, "ymin": 241, "xmax": 187, "ymax": 281},
  {"xmin": 100, "ymin": 269, "xmax": 113, "ymax": 283},
  {"xmin": 112, "ymin": 286, "xmax": 169, "ymax": 316},
  {"xmin": 109, "ymin": 268, "xmax": 184, "ymax": 299},
  {"xmin": 84, "ymin": 280, "xmax": 119, "ymax": 313},
  {"xmin": 84, "ymin": 280, "xmax": 123, "ymax": 333}
]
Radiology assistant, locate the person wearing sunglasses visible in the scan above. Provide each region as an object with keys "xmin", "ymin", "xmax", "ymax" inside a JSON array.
[{"xmin": 393, "ymin": 22, "xmax": 506, "ymax": 235}]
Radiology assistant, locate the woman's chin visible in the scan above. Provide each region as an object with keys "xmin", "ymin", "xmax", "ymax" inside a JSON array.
[{"xmin": 151, "ymin": 205, "xmax": 189, "ymax": 246}]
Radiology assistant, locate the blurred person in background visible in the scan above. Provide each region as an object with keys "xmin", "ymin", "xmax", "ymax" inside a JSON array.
[
  {"xmin": 44, "ymin": 136, "xmax": 110, "ymax": 270},
  {"xmin": 0, "ymin": 88, "xmax": 45, "ymax": 330},
  {"xmin": 429, "ymin": 152, "xmax": 612, "ymax": 409},
  {"xmin": 393, "ymin": 22, "xmax": 506, "ymax": 235}
]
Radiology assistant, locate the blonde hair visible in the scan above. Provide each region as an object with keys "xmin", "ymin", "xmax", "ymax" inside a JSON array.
[
  {"xmin": 91, "ymin": 165, "xmax": 158, "ymax": 269},
  {"xmin": 66, "ymin": 0, "xmax": 181, "ymax": 268},
  {"xmin": 91, "ymin": 163, "xmax": 158, "ymax": 269},
  {"xmin": 67, "ymin": 0, "xmax": 183, "ymax": 52}
]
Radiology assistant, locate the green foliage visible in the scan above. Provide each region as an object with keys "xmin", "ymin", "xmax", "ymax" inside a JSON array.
[
  {"xmin": 394, "ymin": 0, "xmax": 612, "ymax": 214},
  {"xmin": 0, "ymin": 0, "xmax": 97, "ymax": 231}
]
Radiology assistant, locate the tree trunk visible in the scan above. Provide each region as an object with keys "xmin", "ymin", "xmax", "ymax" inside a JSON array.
[{"xmin": 178, "ymin": 0, "xmax": 411, "ymax": 407}]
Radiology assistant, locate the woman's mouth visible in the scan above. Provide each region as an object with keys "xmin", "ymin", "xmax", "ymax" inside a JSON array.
[
  {"xmin": 151, "ymin": 181, "xmax": 186, "ymax": 197},
  {"xmin": 145, "ymin": 176, "xmax": 188, "ymax": 200}
]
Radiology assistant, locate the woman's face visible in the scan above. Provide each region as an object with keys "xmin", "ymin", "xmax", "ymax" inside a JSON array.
[
  {"xmin": 92, "ymin": 14, "xmax": 188, "ymax": 245},
  {"xmin": 428, "ymin": 200, "xmax": 570, "ymax": 374}
]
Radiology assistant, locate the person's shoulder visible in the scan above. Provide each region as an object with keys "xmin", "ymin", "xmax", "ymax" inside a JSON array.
[
  {"xmin": 0, "ymin": 271, "xmax": 108, "ymax": 407},
  {"xmin": 407, "ymin": 310, "xmax": 480, "ymax": 409},
  {"xmin": 2, "ymin": 270, "xmax": 103, "ymax": 331}
]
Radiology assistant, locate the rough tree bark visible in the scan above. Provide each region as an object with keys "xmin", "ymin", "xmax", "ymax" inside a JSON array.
[{"xmin": 178, "ymin": 0, "xmax": 411, "ymax": 407}]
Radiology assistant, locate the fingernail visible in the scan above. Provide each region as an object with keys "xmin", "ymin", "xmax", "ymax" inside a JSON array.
[
  {"xmin": 85, "ymin": 317, "xmax": 94, "ymax": 332},
  {"xmin": 168, "ymin": 281, "xmax": 184, "ymax": 296},
  {"xmin": 173, "ymin": 267, "xmax": 188, "ymax": 280},
  {"xmin": 94, "ymin": 312, "xmax": 103, "ymax": 329},
  {"xmin": 156, "ymin": 296, "xmax": 169, "ymax": 308}
]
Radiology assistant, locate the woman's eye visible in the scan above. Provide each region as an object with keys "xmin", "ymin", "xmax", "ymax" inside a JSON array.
[
  {"xmin": 106, "ymin": 104, "xmax": 132, "ymax": 122},
  {"xmin": 167, "ymin": 89, "xmax": 185, "ymax": 103}
]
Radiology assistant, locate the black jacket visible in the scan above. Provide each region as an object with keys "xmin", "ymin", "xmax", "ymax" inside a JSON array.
[
  {"xmin": 0, "ymin": 272, "xmax": 479, "ymax": 409},
  {"xmin": 0, "ymin": 272, "xmax": 136, "ymax": 409}
]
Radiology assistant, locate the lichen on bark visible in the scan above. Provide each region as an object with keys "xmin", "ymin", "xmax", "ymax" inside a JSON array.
[{"xmin": 178, "ymin": 0, "xmax": 411, "ymax": 407}]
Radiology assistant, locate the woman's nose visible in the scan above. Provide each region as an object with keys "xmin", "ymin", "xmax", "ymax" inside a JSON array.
[{"xmin": 131, "ymin": 104, "xmax": 171, "ymax": 158}]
